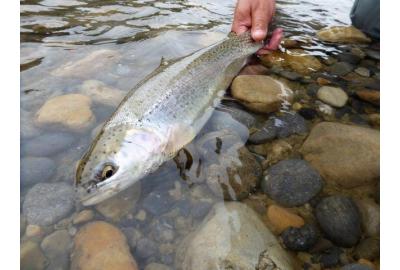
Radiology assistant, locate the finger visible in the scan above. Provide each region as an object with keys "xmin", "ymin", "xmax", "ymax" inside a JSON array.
[
  {"xmin": 251, "ymin": 4, "xmax": 269, "ymax": 41},
  {"xmin": 231, "ymin": 0, "xmax": 251, "ymax": 34},
  {"xmin": 264, "ymin": 28, "xmax": 284, "ymax": 50}
]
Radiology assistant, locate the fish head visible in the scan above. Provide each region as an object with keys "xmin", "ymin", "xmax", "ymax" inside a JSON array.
[{"xmin": 75, "ymin": 125, "xmax": 165, "ymax": 206}]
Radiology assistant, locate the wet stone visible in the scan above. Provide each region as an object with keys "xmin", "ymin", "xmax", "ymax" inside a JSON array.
[
  {"xmin": 262, "ymin": 159, "xmax": 323, "ymax": 207},
  {"xmin": 315, "ymin": 246, "xmax": 343, "ymax": 268},
  {"xmin": 355, "ymin": 199, "xmax": 380, "ymax": 237},
  {"xmin": 21, "ymin": 241, "xmax": 48, "ymax": 270},
  {"xmin": 317, "ymin": 86, "xmax": 348, "ymax": 108},
  {"xmin": 23, "ymin": 182, "xmax": 75, "ymax": 226},
  {"xmin": 298, "ymin": 107, "xmax": 318, "ymax": 120},
  {"xmin": 142, "ymin": 188, "xmax": 176, "ymax": 216},
  {"xmin": 354, "ymin": 237, "xmax": 380, "ymax": 260},
  {"xmin": 121, "ymin": 227, "xmax": 142, "ymax": 250},
  {"xmin": 281, "ymin": 224, "xmax": 319, "ymax": 251},
  {"xmin": 266, "ymin": 205, "xmax": 305, "ymax": 233},
  {"xmin": 315, "ymin": 196, "xmax": 361, "ymax": 247},
  {"xmin": 136, "ymin": 238, "xmax": 158, "ymax": 259},
  {"xmin": 330, "ymin": 62, "xmax": 354, "ymax": 76},
  {"xmin": 208, "ymin": 110, "xmax": 249, "ymax": 142},
  {"xmin": 144, "ymin": 263, "xmax": 173, "ymax": 270},
  {"xmin": 337, "ymin": 52, "xmax": 361, "ymax": 65},
  {"xmin": 341, "ymin": 263, "xmax": 374, "ymax": 270},
  {"xmin": 249, "ymin": 112, "xmax": 308, "ymax": 144},
  {"xmin": 316, "ymin": 26, "xmax": 371, "ymax": 44},
  {"xmin": 22, "ymin": 132, "xmax": 76, "ymax": 157},
  {"xmin": 21, "ymin": 157, "xmax": 56, "ymax": 187},
  {"xmin": 365, "ymin": 49, "xmax": 380, "ymax": 61},
  {"xmin": 279, "ymin": 70, "xmax": 302, "ymax": 81},
  {"xmin": 191, "ymin": 200, "xmax": 213, "ymax": 219},
  {"xmin": 40, "ymin": 230, "xmax": 72, "ymax": 270},
  {"xmin": 354, "ymin": 67, "xmax": 370, "ymax": 77}
]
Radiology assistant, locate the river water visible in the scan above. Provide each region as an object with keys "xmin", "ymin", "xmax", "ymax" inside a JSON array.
[{"xmin": 21, "ymin": 0, "xmax": 379, "ymax": 269}]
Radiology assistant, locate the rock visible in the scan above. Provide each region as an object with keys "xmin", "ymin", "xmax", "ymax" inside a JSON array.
[
  {"xmin": 315, "ymin": 196, "xmax": 361, "ymax": 247},
  {"xmin": 262, "ymin": 159, "xmax": 323, "ymax": 207},
  {"xmin": 80, "ymin": 80, "xmax": 125, "ymax": 107},
  {"xmin": 281, "ymin": 38, "xmax": 300, "ymax": 49},
  {"xmin": 330, "ymin": 61, "xmax": 354, "ymax": 76},
  {"xmin": 341, "ymin": 263, "xmax": 374, "ymax": 270},
  {"xmin": 208, "ymin": 110, "xmax": 250, "ymax": 142},
  {"xmin": 260, "ymin": 49, "xmax": 323, "ymax": 75},
  {"xmin": 316, "ymin": 246, "xmax": 343, "ymax": 268},
  {"xmin": 21, "ymin": 110, "xmax": 41, "ymax": 139},
  {"xmin": 71, "ymin": 221, "xmax": 138, "ymax": 270},
  {"xmin": 206, "ymin": 146, "xmax": 262, "ymax": 201},
  {"xmin": 175, "ymin": 202, "xmax": 295, "ymax": 270},
  {"xmin": 317, "ymin": 77, "xmax": 332, "ymax": 85},
  {"xmin": 23, "ymin": 182, "xmax": 75, "ymax": 226},
  {"xmin": 316, "ymin": 26, "xmax": 371, "ymax": 44},
  {"xmin": 121, "ymin": 227, "xmax": 142, "ymax": 250},
  {"xmin": 354, "ymin": 67, "xmax": 370, "ymax": 77},
  {"xmin": 21, "ymin": 157, "xmax": 56, "ymax": 187},
  {"xmin": 35, "ymin": 94, "xmax": 95, "ymax": 132},
  {"xmin": 144, "ymin": 263, "xmax": 172, "ymax": 270},
  {"xmin": 300, "ymin": 122, "xmax": 380, "ymax": 188},
  {"xmin": 368, "ymin": 113, "xmax": 380, "ymax": 128},
  {"xmin": 52, "ymin": 49, "xmax": 121, "ymax": 78},
  {"xmin": 72, "ymin": 210, "xmax": 95, "ymax": 225},
  {"xmin": 142, "ymin": 183, "xmax": 176, "ymax": 216},
  {"xmin": 355, "ymin": 199, "xmax": 380, "ymax": 237},
  {"xmin": 337, "ymin": 52, "xmax": 362, "ymax": 65},
  {"xmin": 298, "ymin": 107, "xmax": 318, "ymax": 120},
  {"xmin": 191, "ymin": 200, "xmax": 213, "ymax": 219},
  {"xmin": 281, "ymin": 224, "xmax": 319, "ymax": 251},
  {"xmin": 249, "ymin": 112, "xmax": 308, "ymax": 144},
  {"xmin": 266, "ymin": 205, "xmax": 305, "ymax": 233},
  {"xmin": 21, "ymin": 241, "xmax": 47, "ymax": 270},
  {"xmin": 25, "ymin": 224, "xmax": 45, "ymax": 239},
  {"xmin": 264, "ymin": 140, "xmax": 293, "ymax": 166},
  {"xmin": 315, "ymin": 100, "xmax": 335, "ymax": 116},
  {"xmin": 217, "ymin": 106, "xmax": 256, "ymax": 129},
  {"xmin": 41, "ymin": 230, "xmax": 72, "ymax": 270},
  {"xmin": 356, "ymin": 89, "xmax": 380, "ymax": 105},
  {"xmin": 95, "ymin": 182, "xmax": 141, "ymax": 222},
  {"xmin": 231, "ymin": 75, "xmax": 293, "ymax": 113},
  {"xmin": 317, "ymin": 86, "xmax": 348, "ymax": 107},
  {"xmin": 354, "ymin": 237, "xmax": 379, "ymax": 260},
  {"xmin": 279, "ymin": 70, "xmax": 302, "ymax": 81},
  {"xmin": 239, "ymin": 64, "xmax": 269, "ymax": 76},
  {"xmin": 22, "ymin": 132, "xmax": 76, "ymax": 157},
  {"xmin": 365, "ymin": 49, "xmax": 380, "ymax": 60},
  {"xmin": 21, "ymin": 215, "xmax": 27, "ymax": 236},
  {"xmin": 136, "ymin": 238, "xmax": 158, "ymax": 259}
]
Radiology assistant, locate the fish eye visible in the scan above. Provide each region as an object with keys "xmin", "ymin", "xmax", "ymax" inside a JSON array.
[{"xmin": 100, "ymin": 164, "xmax": 116, "ymax": 181}]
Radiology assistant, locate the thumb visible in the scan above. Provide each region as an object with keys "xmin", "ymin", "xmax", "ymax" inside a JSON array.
[{"xmin": 251, "ymin": 5, "xmax": 269, "ymax": 41}]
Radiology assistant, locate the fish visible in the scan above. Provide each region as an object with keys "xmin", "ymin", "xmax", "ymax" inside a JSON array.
[{"xmin": 75, "ymin": 31, "xmax": 263, "ymax": 205}]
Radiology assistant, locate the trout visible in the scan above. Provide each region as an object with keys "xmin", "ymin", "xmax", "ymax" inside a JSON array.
[{"xmin": 75, "ymin": 32, "xmax": 263, "ymax": 205}]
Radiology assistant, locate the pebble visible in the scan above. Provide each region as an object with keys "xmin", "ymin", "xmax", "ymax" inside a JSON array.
[
  {"xmin": 231, "ymin": 75, "xmax": 293, "ymax": 113},
  {"xmin": 281, "ymin": 38, "xmax": 300, "ymax": 49},
  {"xmin": 354, "ymin": 237, "xmax": 379, "ymax": 260},
  {"xmin": 262, "ymin": 159, "xmax": 323, "ymax": 207},
  {"xmin": 316, "ymin": 26, "xmax": 371, "ymax": 44},
  {"xmin": 239, "ymin": 64, "xmax": 269, "ymax": 76},
  {"xmin": 23, "ymin": 182, "xmax": 75, "ymax": 226},
  {"xmin": 95, "ymin": 182, "xmax": 141, "ymax": 222},
  {"xmin": 341, "ymin": 263, "xmax": 374, "ymax": 270},
  {"xmin": 80, "ymin": 80, "xmax": 125, "ymax": 107},
  {"xmin": 317, "ymin": 86, "xmax": 349, "ymax": 107},
  {"xmin": 365, "ymin": 49, "xmax": 380, "ymax": 60},
  {"xmin": 71, "ymin": 221, "xmax": 138, "ymax": 270},
  {"xmin": 21, "ymin": 157, "xmax": 56, "ymax": 187},
  {"xmin": 279, "ymin": 70, "xmax": 302, "ymax": 81},
  {"xmin": 337, "ymin": 52, "xmax": 362, "ymax": 65},
  {"xmin": 41, "ymin": 230, "xmax": 72, "ymax": 270},
  {"xmin": 72, "ymin": 210, "xmax": 95, "ymax": 225},
  {"xmin": 249, "ymin": 112, "xmax": 308, "ymax": 144},
  {"xmin": 281, "ymin": 224, "xmax": 319, "ymax": 251},
  {"xmin": 266, "ymin": 205, "xmax": 305, "ymax": 233},
  {"xmin": 317, "ymin": 77, "xmax": 332, "ymax": 85},
  {"xmin": 298, "ymin": 107, "xmax": 318, "ymax": 120},
  {"xmin": 330, "ymin": 62, "xmax": 354, "ymax": 76},
  {"xmin": 175, "ymin": 202, "xmax": 296, "ymax": 270},
  {"xmin": 22, "ymin": 132, "xmax": 76, "ymax": 157},
  {"xmin": 354, "ymin": 67, "xmax": 370, "ymax": 77},
  {"xmin": 25, "ymin": 224, "xmax": 44, "ymax": 239},
  {"xmin": 21, "ymin": 241, "xmax": 47, "ymax": 270},
  {"xmin": 142, "ymin": 185, "xmax": 177, "ymax": 216},
  {"xmin": 264, "ymin": 140, "xmax": 293, "ymax": 166},
  {"xmin": 121, "ymin": 227, "xmax": 142, "ymax": 250},
  {"xmin": 355, "ymin": 199, "xmax": 380, "ymax": 237},
  {"xmin": 315, "ymin": 196, "xmax": 361, "ymax": 247},
  {"xmin": 217, "ymin": 106, "xmax": 257, "ymax": 129},
  {"xmin": 368, "ymin": 113, "xmax": 380, "ymax": 128},
  {"xmin": 144, "ymin": 263, "xmax": 173, "ymax": 270},
  {"xmin": 356, "ymin": 89, "xmax": 380, "ymax": 106},
  {"xmin": 300, "ymin": 122, "xmax": 379, "ymax": 188},
  {"xmin": 316, "ymin": 246, "xmax": 343, "ymax": 268},
  {"xmin": 206, "ymin": 146, "xmax": 262, "ymax": 200},
  {"xmin": 35, "ymin": 94, "xmax": 95, "ymax": 132},
  {"xmin": 136, "ymin": 238, "xmax": 158, "ymax": 259}
]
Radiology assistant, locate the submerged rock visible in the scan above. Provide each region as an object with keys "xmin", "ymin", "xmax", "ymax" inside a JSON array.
[
  {"xmin": 315, "ymin": 196, "xmax": 361, "ymax": 247},
  {"xmin": 300, "ymin": 122, "xmax": 379, "ymax": 188},
  {"xmin": 355, "ymin": 199, "xmax": 380, "ymax": 237},
  {"xmin": 35, "ymin": 94, "xmax": 95, "ymax": 132},
  {"xmin": 23, "ymin": 182, "xmax": 75, "ymax": 226},
  {"xmin": 231, "ymin": 75, "xmax": 293, "ymax": 113},
  {"xmin": 266, "ymin": 205, "xmax": 305, "ymax": 233},
  {"xmin": 175, "ymin": 202, "xmax": 295, "ymax": 270},
  {"xmin": 281, "ymin": 224, "xmax": 319, "ymax": 251},
  {"xmin": 354, "ymin": 237, "xmax": 380, "ymax": 260},
  {"xmin": 317, "ymin": 86, "xmax": 348, "ymax": 107},
  {"xmin": 22, "ymin": 132, "xmax": 76, "ymax": 157},
  {"xmin": 21, "ymin": 157, "xmax": 56, "ymax": 187},
  {"xmin": 80, "ymin": 80, "xmax": 125, "ymax": 107},
  {"xmin": 71, "ymin": 221, "xmax": 138, "ymax": 270},
  {"xmin": 21, "ymin": 241, "xmax": 47, "ymax": 270},
  {"xmin": 316, "ymin": 26, "xmax": 371, "ymax": 44},
  {"xmin": 341, "ymin": 263, "xmax": 374, "ymax": 270},
  {"xmin": 41, "ymin": 230, "xmax": 72, "ymax": 270},
  {"xmin": 330, "ymin": 61, "xmax": 354, "ymax": 76},
  {"xmin": 262, "ymin": 159, "xmax": 323, "ymax": 207},
  {"xmin": 356, "ymin": 89, "xmax": 380, "ymax": 106}
]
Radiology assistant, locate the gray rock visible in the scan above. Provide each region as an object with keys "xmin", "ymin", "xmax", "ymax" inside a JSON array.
[
  {"xmin": 315, "ymin": 196, "xmax": 361, "ymax": 247},
  {"xmin": 262, "ymin": 159, "xmax": 323, "ymax": 207},
  {"xmin": 21, "ymin": 241, "xmax": 48, "ymax": 270},
  {"xmin": 354, "ymin": 67, "xmax": 370, "ymax": 77},
  {"xmin": 40, "ymin": 230, "xmax": 72, "ymax": 270},
  {"xmin": 341, "ymin": 263, "xmax": 374, "ymax": 270},
  {"xmin": 121, "ymin": 227, "xmax": 142, "ymax": 250},
  {"xmin": 337, "ymin": 52, "xmax": 361, "ymax": 65},
  {"xmin": 21, "ymin": 157, "xmax": 56, "ymax": 187},
  {"xmin": 136, "ymin": 238, "xmax": 158, "ymax": 259},
  {"xmin": 208, "ymin": 110, "xmax": 249, "ymax": 142},
  {"xmin": 142, "ymin": 188, "xmax": 175, "ymax": 216},
  {"xmin": 355, "ymin": 199, "xmax": 380, "ymax": 237},
  {"xmin": 145, "ymin": 263, "xmax": 172, "ymax": 270},
  {"xmin": 279, "ymin": 70, "xmax": 302, "ymax": 81},
  {"xmin": 22, "ymin": 132, "xmax": 76, "ymax": 157},
  {"xmin": 249, "ymin": 112, "xmax": 308, "ymax": 144},
  {"xmin": 150, "ymin": 220, "xmax": 175, "ymax": 243},
  {"xmin": 175, "ymin": 202, "xmax": 295, "ymax": 270},
  {"xmin": 21, "ymin": 110, "xmax": 41, "ymax": 139},
  {"xmin": 23, "ymin": 182, "xmax": 75, "ymax": 226},
  {"xmin": 365, "ymin": 49, "xmax": 380, "ymax": 60},
  {"xmin": 354, "ymin": 237, "xmax": 379, "ymax": 260},
  {"xmin": 330, "ymin": 62, "xmax": 354, "ymax": 76},
  {"xmin": 218, "ymin": 106, "xmax": 257, "ymax": 129},
  {"xmin": 191, "ymin": 200, "xmax": 212, "ymax": 219},
  {"xmin": 281, "ymin": 224, "xmax": 319, "ymax": 251}
]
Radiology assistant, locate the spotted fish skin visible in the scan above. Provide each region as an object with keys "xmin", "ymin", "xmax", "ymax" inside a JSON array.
[{"xmin": 76, "ymin": 32, "xmax": 263, "ymax": 205}]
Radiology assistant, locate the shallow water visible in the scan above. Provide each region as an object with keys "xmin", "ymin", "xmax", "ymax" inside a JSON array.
[{"xmin": 21, "ymin": 0, "xmax": 379, "ymax": 269}]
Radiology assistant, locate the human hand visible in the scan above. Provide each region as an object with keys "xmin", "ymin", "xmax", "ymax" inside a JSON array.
[{"xmin": 231, "ymin": 0, "xmax": 283, "ymax": 54}]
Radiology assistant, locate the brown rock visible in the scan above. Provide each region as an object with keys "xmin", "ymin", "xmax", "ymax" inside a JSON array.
[
  {"xmin": 316, "ymin": 26, "xmax": 371, "ymax": 44},
  {"xmin": 266, "ymin": 205, "xmax": 305, "ymax": 233},
  {"xmin": 35, "ymin": 94, "xmax": 95, "ymax": 132},
  {"xmin": 317, "ymin": 77, "xmax": 331, "ymax": 85},
  {"xmin": 281, "ymin": 38, "xmax": 300, "ymax": 49},
  {"xmin": 239, "ymin": 64, "xmax": 269, "ymax": 76},
  {"xmin": 260, "ymin": 49, "xmax": 323, "ymax": 75},
  {"xmin": 355, "ymin": 199, "xmax": 380, "ymax": 237},
  {"xmin": 71, "ymin": 221, "xmax": 138, "ymax": 270},
  {"xmin": 21, "ymin": 241, "xmax": 47, "ymax": 270},
  {"xmin": 80, "ymin": 80, "xmax": 125, "ymax": 107},
  {"xmin": 72, "ymin": 210, "xmax": 95, "ymax": 225},
  {"xmin": 231, "ymin": 75, "xmax": 293, "ymax": 113},
  {"xmin": 300, "ymin": 122, "xmax": 379, "ymax": 188},
  {"xmin": 356, "ymin": 89, "xmax": 380, "ymax": 106}
]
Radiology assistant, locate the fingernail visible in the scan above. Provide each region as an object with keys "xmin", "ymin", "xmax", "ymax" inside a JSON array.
[{"xmin": 252, "ymin": 29, "xmax": 265, "ymax": 40}]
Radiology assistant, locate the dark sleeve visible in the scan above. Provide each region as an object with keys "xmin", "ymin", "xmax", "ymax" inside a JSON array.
[{"xmin": 350, "ymin": 0, "xmax": 380, "ymax": 40}]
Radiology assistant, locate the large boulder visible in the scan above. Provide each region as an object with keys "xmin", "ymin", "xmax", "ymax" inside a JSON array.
[
  {"xmin": 175, "ymin": 202, "xmax": 296, "ymax": 270},
  {"xmin": 316, "ymin": 26, "xmax": 371, "ymax": 44},
  {"xmin": 300, "ymin": 122, "xmax": 379, "ymax": 188}
]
